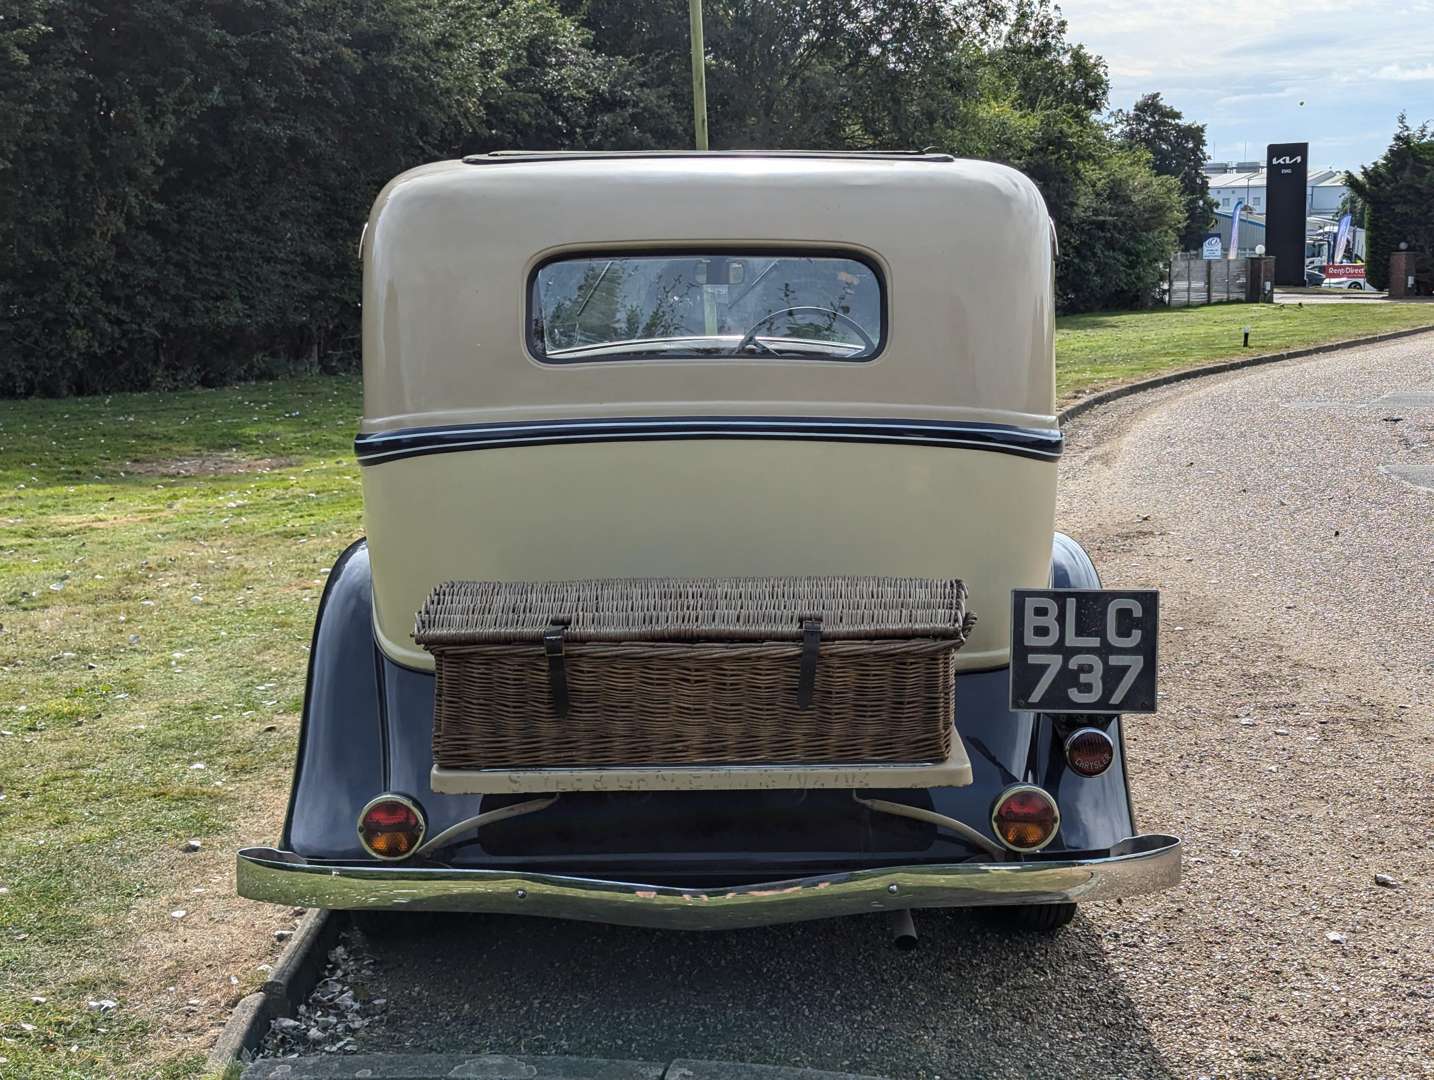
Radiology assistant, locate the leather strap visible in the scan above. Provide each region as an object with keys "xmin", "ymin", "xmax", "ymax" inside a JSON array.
[
  {"xmin": 543, "ymin": 620, "xmax": 571, "ymax": 718},
  {"xmin": 797, "ymin": 617, "xmax": 822, "ymax": 710}
]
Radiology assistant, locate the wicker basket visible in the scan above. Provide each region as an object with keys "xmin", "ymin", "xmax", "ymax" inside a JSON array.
[{"xmin": 414, "ymin": 576, "xmax": 975, "ymax": 772}]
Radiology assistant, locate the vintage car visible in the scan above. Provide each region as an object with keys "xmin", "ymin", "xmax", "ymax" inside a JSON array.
[{"xmin": 238, "ymin": 151, "xmax": 1180, "ymax": 937}]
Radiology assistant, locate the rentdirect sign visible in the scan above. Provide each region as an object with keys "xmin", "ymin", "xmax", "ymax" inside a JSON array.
[{"xmin": 1324, "ymin": 264, "xmax": 1366, "ymax": 280}]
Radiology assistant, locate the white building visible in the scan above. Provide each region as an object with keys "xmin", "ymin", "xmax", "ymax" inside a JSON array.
[{"xmin": 1203, "ymin": 160, "xmax": 1350, "ymax": 216}]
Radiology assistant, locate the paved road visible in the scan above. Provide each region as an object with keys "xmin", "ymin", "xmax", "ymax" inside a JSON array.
[
  {"xmin": 262, "ymin": 333, "xmax": 1434, "ymax": 1079},
  {"xmin": 1273, "ymin": 290, "xmax": 1387, "ymax": 304},
  {"xmin": 1273, "ymin": 288, "xmax": 1431, "ymax": 305}
]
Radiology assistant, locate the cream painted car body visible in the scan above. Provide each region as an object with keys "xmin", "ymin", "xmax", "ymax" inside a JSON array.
[
  {"xmin": 237, "ymin": 152, "xmax": 1184, "ymax": 924},
  {"xmin": 358, "ymin": 152, "xmax": 1059, "ymax": 674}
]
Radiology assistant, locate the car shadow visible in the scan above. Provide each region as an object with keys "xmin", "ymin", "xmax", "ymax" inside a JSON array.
[{"xmin": 337, "ymin": 906, "xmax": 1177, "ymax": 1079}]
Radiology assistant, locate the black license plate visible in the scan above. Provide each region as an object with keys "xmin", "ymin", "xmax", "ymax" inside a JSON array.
[{"xmin": 1009, "ymin": 589, "xmax": 1159, "ymax": 713}]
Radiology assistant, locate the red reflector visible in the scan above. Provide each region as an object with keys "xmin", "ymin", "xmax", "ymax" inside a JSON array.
[
  {"xmin": 992, "ymin": 786, "xmax": 1060, "ymax": 852},
  {"xmin": 1064, "ymin": 727, "xmax": 1116, "ymax": 777},
  {"xmin": 358, "ymin": 795, "xmax": 425, "ymax": 860},
  {"xmin": 365, "ymin": 802, "xmax": 418, "ymax": 829}
]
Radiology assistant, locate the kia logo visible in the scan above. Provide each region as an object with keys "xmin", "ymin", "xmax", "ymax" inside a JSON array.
[{"xmin": 1271, "ymin": 155, "xmax": 1302, "ymax": 165}]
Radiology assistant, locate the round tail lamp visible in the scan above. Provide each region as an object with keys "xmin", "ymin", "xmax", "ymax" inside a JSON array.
[
  {"xmin": 1064, "ymin": 726, "xmax": 1116, "ymax": 777},
  {"xmin": 358, "ymin": 794, "xmax": 426, "ymax": 860},
  {"xmin": 991, "ymin": 785, "xmax": 1060, "ymax": 853}
]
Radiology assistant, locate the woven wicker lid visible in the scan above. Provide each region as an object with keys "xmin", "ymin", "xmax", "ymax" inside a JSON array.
[{"xmin": 413, "ymin": 576, "xmax": 972, "ymax": 646}]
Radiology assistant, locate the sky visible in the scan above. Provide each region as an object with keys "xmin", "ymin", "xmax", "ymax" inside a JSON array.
[{"xmin": 1056, "ymin": 0, "xmax": 1434, "ymax": 173}]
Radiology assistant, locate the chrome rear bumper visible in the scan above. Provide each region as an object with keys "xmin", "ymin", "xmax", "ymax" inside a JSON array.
[{"xmin": 237, "ymin": 834, "xmax": 1179, "ymax": 930}]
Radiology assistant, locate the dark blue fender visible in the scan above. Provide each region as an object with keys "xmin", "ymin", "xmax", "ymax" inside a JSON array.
[
  {"xmin": 281, "ymin": 539, "xmax": 381, "ymax": 859},
  {"xmin": 282, "ymin": 535, "xmax": 1137, "ymax": 873},
  {"xmin": 1046, "ymin": 532, "xmax": 1139, "ymax": 843}
]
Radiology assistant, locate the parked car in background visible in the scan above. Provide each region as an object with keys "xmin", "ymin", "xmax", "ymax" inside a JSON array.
[
  {"xmin": 1304, "ymin": 268, "xmax": 1325, "ymax": 287},
  {"xmin": 237, "ymin": 151, "xmax": 1181, "ymax": 937}
]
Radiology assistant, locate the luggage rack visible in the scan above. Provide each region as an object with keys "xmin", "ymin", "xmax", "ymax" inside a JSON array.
[{"xmin": 415, "ymin": 576, "xmax": 977, "ymax": 793}]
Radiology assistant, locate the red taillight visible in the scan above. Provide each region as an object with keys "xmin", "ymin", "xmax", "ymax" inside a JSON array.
[
  {"xmin": 358, "ymin": 795, "xmax": 426, "ymax": 860},
  {"xmin": 1064, "ymin": 726, "xmax": 1115, "ymax": 777},
  {"xmin": 991, "ymin": 785, "xmax": 1060, "ymax": 852}
]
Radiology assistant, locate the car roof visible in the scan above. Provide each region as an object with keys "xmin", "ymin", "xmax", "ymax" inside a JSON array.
[
  {"xmin": 462, "ymin": 150, "xmax": 955, "ymax": 165},
  {"xmin": 360, "ymin": 152, "xmax": 1056, "ymax": 431}
]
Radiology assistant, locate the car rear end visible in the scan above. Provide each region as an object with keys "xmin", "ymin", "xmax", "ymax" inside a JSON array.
[{"xmin": 238, "ymin": 152, "xmax": 1180, "ymax": 927}]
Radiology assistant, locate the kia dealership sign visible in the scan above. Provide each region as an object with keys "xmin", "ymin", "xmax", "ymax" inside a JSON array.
[{"xmin": 1267, "ymin": 142, "xmax": 1309, "ymax": 286}]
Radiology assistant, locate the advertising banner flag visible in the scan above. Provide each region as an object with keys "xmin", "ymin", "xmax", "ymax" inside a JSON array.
[
  {"xmin": 1332, "ymin": 212, "xmax": 1353, "ymax": 264},
  {"xmin": 1228, "ymin": 199, "xmax": 1245, "ymax": 257}
]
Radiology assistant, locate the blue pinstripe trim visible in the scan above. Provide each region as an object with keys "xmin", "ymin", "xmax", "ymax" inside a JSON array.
[{"xmin": 354, "ymin": 416, "xmax": 1063, "ymax": 465}]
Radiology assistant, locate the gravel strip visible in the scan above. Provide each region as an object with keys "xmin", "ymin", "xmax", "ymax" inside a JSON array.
[
  {"xmin": 263, "ymin": 334, "xmax": 1433, "ymax": 1078},
  {"xmin": 1055, "ymin": 333, "xmax": 1433, "ymax": 1077}
]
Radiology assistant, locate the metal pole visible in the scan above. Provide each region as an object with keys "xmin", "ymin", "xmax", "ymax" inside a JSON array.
[{"xmin": 688, "ymin": 0, "xmax": 709, "ymax": 150}]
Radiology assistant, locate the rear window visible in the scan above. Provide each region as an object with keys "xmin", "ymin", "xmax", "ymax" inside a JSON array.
[{"xmin": 529, "ymin": 252, "xmax": 884, "ymax": 363}]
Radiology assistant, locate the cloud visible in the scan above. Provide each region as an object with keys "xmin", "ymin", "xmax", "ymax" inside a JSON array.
[
  {"xmin": 1057, "ymin": 0, "xmax": 1434, "ymax": 168},
  {"xmin": 1370, "ymin": 63, "xmax": 1434, "ymax": 81},
  {"xmin": 1214, "ymin": 89, "xmax": 1305, "ymax": 107}
]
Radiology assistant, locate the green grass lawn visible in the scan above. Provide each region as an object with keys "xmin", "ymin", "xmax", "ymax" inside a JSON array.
[
  {"xmin": 1055, "ymin": 301, "xmax": 1434, "ymax": 403},
  {"xmin": 0, "ymin": 378, "xmax": 363, "ymax": 1077},
  {"xmin": 0, "ymin": 301, "xmax": 1431, "ymax": 1077}
]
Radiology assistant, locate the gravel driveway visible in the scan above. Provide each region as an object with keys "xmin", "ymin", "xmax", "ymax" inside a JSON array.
[{"xmin": 263, "ymin": 332, "xmax": 1434, "ymax": 1079}]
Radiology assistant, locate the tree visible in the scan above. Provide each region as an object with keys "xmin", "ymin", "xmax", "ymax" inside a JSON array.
[
  {"xmin": 1346, "ymin": 115, "xmax": 1434, "ymax": 290},
  {"xmin": 1112, "ymin": 92, "xmax": 1215, "ymax": 252},
  {"xmin": 1056, "ymin": 147, "xmax": 1185, "ymax": 311},
  {"xmin": 572, "ymin": 0, "xmax": 1183, "ymax": 312},
  {"xmin": 2, "ymin": 0, "xmax": 1196, "ymax": 396},
  {"xmin": 936, "ymin": 2, "xmax": 1182, "ymax": 309},
  {"xmin": 1336, "ymin": 189, "xmax": 1366, "ymax": 227},
  {"xmin": 567, "ymin": 0, "xmax": 997, "ymax": 150},
  {"xmin": 0, "ymin": 0, "xmax": 628, "ymax": 396}
]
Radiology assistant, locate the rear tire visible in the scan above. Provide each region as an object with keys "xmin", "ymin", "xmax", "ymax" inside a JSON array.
[{"xmin": 988, "ymin": 902, "xmax": 1077, "ymax": 931}]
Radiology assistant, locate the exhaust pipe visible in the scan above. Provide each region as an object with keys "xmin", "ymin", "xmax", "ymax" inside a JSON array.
[{"xmin": 887, "ymin": 907, "xmax": 918, "ymax": 951}]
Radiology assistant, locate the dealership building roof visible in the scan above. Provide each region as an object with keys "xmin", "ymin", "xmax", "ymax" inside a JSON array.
[{"xmin": 1202, "ymin": 160, "xmax": 1348, "ymax": 214}]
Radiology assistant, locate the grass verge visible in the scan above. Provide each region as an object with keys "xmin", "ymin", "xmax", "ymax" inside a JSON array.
[
  {"xmin": 0, "ymin": 301, "xmax": 1430, "ymax": 1076},
  {"xmin": 0, "ymin": 378, "xmax": 361, "ymax": 1077},
  {"xmin": 1055, "ymin": 301, "xmax": 1434, "ymax": 403}
]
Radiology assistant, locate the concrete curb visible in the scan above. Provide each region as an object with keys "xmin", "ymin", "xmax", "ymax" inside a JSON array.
[
  {"xmin": 238, "ymin": 1055, "xmax": 888, "ymax": 1079},
  {"xmin": 205, "ymin": 909, "xmax": 342, "ymax": 1075},
  {"xmin": 241, "ymin": 1055, "xmax": 664, "ymax": 1079},
  {"xmin": 1056, "ymin": 323, "xmax": 1434, "ymax": 426}
]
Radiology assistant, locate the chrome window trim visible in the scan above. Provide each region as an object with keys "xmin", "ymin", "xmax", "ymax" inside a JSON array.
[{"xmin": 526, "ymin": 248, "xmax": 887, "ymax": 365}]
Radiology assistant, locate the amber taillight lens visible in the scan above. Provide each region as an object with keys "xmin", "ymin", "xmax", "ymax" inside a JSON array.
[
  {"xmin": 991, "ymin": 786, "xmax": 1060, "ymax": 852},
  {"xmin": 358, "ymin": 795, "xmax": 425, "ymax": 860},
  {"xmin": 1064, "ymin": 726, "xmax": 1116, "ymax": 777}
]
